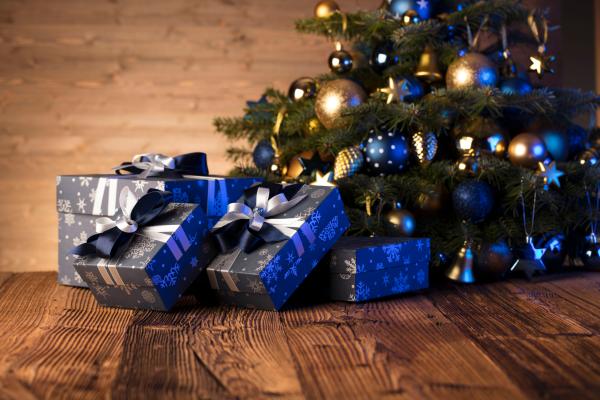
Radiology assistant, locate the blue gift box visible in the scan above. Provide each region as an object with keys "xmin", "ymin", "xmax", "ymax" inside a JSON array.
[
  {"xmin": 56, "ymin": 174, "xmax": 262, "ymax": 287},
  {"xmin": 205, "ymin": 185, "xmax": 350, "ymax": 310},
  {"xmin": 328, "ymin": 237, "xmax": 430, "ymax": 302}
]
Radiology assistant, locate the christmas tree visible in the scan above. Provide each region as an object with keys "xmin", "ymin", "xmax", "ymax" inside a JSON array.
[{"xmin": 214, "ymin": 0, "xmax": 600, "ymax": 283}]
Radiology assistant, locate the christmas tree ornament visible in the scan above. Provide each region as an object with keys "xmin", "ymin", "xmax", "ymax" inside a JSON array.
[
  {"xmin": 288, "ymin": 77, "xmax": 317, "ymax": 102},
  {"xmin": 416, "ymin": 184, "xmax": 447, "ymax": 213},
  {"xmin": 315, "ymin": 79, "xmax": 367, "ymax": 129},
  {"xmin": 535, "ymin": 233, "xmax": 566, "ymax": 270},
  {"xmin": 401, "ymin": 9, "xmax": 420, "ymax": 25},
  {"xmin": 581, "ymin": 235, "xmax": 600, "ymax": 269},
  {"xmin": 245, "ymin": 95, "xmax": 271, "ymax": 122},
  {"xmin": 446, "ymin": 240, "xmax": 476, "ymax": 284},
  {"xmin": 539, "ymin": 129, "xmax": 569, "ymax": 161},
  {"xmin": 578, "ymin": 148, "xmax": 599, "ymax": 167},
  {"xmin": 384, "ymin": 0, "xmax": 431, "ymax": 20},
  {"xmin": 446, "ymin": 17, "xmax": 498, "ymax": 89},
  {"xmin": 286, "ymin": 150, "xmax": 330, "ymax": 179},
  {"xmin": 314, "ymin": 0, "xmax": 340, "ymax": 18},
  {"xmin": 334, "ymin": 146, "xmax": 364, "ymax": 180},
  {"xmin": 380, "ymin": 76, "xmax": 424, "ymax": 104},
  {"xmin": 362, "ymin": 128, "xmax": 411, "ymax": 176},
  {"xmin": 537, "ymin": 161, "xmax": 564, "ymax": 189},
  {"xmin": 455, "ymin": 154, "xmax": 479, "ymax": 175},
  {"xmin": 452, "ymin": 180, "xmax": 494, "ymax": 223},
  {"xmin": 508, "ymin": 133, "xmax": 547, "ymax": 168},
  {"xmin": 527, "ymin": 11, "xmax": 555, "ymax": 79},
  {"xmin": 328, "ymin": 42, "xmax": 353, "ymax": 74},
  {"xmin": 500, "ymin": 77, "xmax": 533, "ymax": 96},
  {"xmin": 415, "ymin": 45, "xmax": 443, "ymax": 83},
  {"xmin": 581, "ymin": 184, "xmax": 600, "ymax": 269},
  {"xmin": 498, "ymin": 23, "xmax": 518, "ymax": 78},
  {"xmin": 511, "ymin": 181, "xmax": 546, "ymax": 279},
  {"xmin": 411, "ymin": 131, "xmax": 438, "ymax": 166},
  {"xmin": 305, "ymin": 117, "xmax": 321, "ymax": 136},
  {"xmin": 370, "ymin": 41, "xmax": 399, "ymax": 72},
  {"xmin": 567, "ymin": 124, "xmax": 589, "ymax": 158},
  {"xmin": 383, "ymin": 203, "xmax": 416, "ymax": 237},
  {"xmin": 454, "ymin": 121, "xmax": 507, "ymax": 158},
  {"xmin": 311, "ymin": 170, "xmax": 335, "ymax": 186},
  {"xmin": 252, "ymin": 140, "xmax": 276, "ymax": 170},
  {"xmin": 477, "ymin": 241, "xmax": 514, "ymax": 281}
]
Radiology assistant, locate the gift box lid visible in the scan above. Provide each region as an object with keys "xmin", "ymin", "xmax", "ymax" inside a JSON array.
[
  {"xmin": 56, "ymin": 174, "xmax": 262, "ymax": 217},
  {"xmin": 329, "ymin": 236, "xmax": 431, "ymax": 275},
  {"xmin": 73, "ymin": 202, "xmax": 215, "ymax": 296},
  {"xmin": 206, "ymin": 184, "xmax": 350, "ymax": 310}
]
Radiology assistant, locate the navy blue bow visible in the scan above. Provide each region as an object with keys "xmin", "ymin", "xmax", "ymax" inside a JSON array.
[
  {"xmin": 114, "ymin": 152, "xmax": 209, "ymax": 178},
  {"xmin": 72, "ymin": 189, "xmax": 173, "ymax": 259}
]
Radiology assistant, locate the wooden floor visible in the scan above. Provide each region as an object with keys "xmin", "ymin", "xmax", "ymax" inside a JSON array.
[{"xmin": 0, "ymin": 272, "xmax": 599, "ymax": 399}]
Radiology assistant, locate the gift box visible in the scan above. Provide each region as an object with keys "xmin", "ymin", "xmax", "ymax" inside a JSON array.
[
  {"xmin": 204, "ymin": 183, "xmax": 350, "ymax": 310},
  {"xmin": 56, "ymin": 153, "xmax": 262, "ymax": 287},
  {"xmin": 72, "ymin": 188, "xmax": 217, "ymax": 311},
  {"xmin": 327, "ymin": 237, "xmax": 430, "ymax": 302}
]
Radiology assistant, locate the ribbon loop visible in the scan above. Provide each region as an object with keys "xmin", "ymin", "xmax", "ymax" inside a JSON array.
[
  {"xmin": 114, "ymin": 152, "xmax": 209, "ymax": 179},
  {"xmin": 212, "ymin": 183, "xmax": 314, "ymax": 254}
]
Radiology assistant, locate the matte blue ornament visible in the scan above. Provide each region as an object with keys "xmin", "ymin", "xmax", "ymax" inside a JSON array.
[
  {"xmin": 371, "ymin": 42, "xmax": 399, "ymax": 72},
  {"xmin": 252, "ymin": 140, "xmax": 275, "ymax": 170},
  {"xmin": 540, "ymin": 129, "xmax": 569, "ymax": 161},
  {"xmin": 387, "ymin": 0, "xmax": 431, "ymax": 19},
  {"xmin": 452, "ymin": 180, "xmax": 494, "ymax": 223},
  {"xmin": 500, "ymin": 77, "xmax": 533, "ymax": 96},
  {"xmin": 567, "ymin": 124, "xmax": 589, "ymax": 158},
  {"xmin": 477, "ymin": 241, "xmax": 514, "ymax": 281},
  {"xmin": 362, "ymin": 129, "xmax": 411, "ymax": 176}
]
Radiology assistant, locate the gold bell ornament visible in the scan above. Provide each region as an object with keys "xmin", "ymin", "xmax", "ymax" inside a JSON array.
[
  {"xmin": 446, "ymin": 240, "xmax": 477, "ymax": 283},
  {"xmin": 415, "ymin": 45, "xmax": 443, "ymax": 84}
]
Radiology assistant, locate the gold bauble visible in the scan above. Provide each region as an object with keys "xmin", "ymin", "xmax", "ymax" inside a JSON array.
[
  {"xmin": 446, "ymin": 53, "xmax": 499, "ymax": 89},
  {"xmin": 455, "ymin": 154, "xmax": 479, "ymax": 175},
  {"xmin": 314, "ymin": 0, "xmax": 340, "ymax": 18},
  {"xmin": 334, "ymin": 146, "xmax": 364, "ymax": 180},
  {"xmin": 453, "ymin": 118, "xmax": 507, "ymax": 158},
  {"xmin": 416, "ymin": 184, "xmax": 447, "ymax": 214},
  {"xmin": 305, "ymin": 117, "xmax": 321, "ymax": 136},
  {"xmin": 411, "ymin": 131, "xmax": 438, "ymax": 166},
  {"xmin": 315, "ymin": 79, "xmax": 367, "ymax": 130},
  {"xmin": 508, "ymin": 133, "xmax": 548, "ymax": 169},
  {"xmin": 286, "ymin": 150, "xmax": 315, "ymax": 179},
  {"xmin": 415, "ymin": 45, "xmax": 443, "ymax": 83},
  {"xmin": 383, "ymin": 207, "xmax": 416, "ymax": 237}
]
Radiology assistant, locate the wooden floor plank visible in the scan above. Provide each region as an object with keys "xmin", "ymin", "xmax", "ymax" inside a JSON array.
[
  {"xmin": 428, "ymin": 279, "xmax": 600, "ymax": 400},
  {"xmin": 280, "ymin": 296, "xmax": 526, "ymax": 400}
]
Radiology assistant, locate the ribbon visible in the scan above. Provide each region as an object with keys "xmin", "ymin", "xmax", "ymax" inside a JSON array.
[
  {"xmin": 72, "ymin": 187, "xmax": 176, "ymax": 259},
  {"xmin": 211, "ymin": 183, "xmax": 315, "ymax": 255},
  {"xmin": 114, "ymin": 152, "xmax": 209, "ymax": 179}
]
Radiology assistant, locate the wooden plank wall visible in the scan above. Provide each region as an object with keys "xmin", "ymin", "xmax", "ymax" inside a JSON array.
[{"xmin": 0, "ymin": 0, "xmax": 563, "ymax": 273}]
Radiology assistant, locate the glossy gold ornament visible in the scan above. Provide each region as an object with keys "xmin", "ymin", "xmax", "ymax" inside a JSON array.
[
  {"xmin": 305, "ymin": 118, "xmax": 321, "ymax": 136},
  {"xmin": 454, "ymin": 118, "xmax": 507, "ymax": 158},
  {"xmin": 286, "ymin": 150, "xmax": 315, "ymax": 179},
  {"xmin": 455, "ymin": 154, "xmax": 479, "ymax": 175},
  {"xmin": 401, "ymin": 9, "xmax": 419, "ymax": 25},
  {"xmin": 383, "ymin": 205, "xmax": 416, "ymax": 237},
  {"xmin": 334, "ymin": 146, "xmax": 364, "ymax": 180},
  {"xmin": 314, "ymin": 0, "xmax": 340, "ymax": 18},
  {"xmin": 446, "ymin": 241, "xmax": 477, "ymax": 283},
  {"xmin": 415, "ymin": 45, "xmax": 443, "ymax": 83},
  {"xmin": 416, "ymin": 184, "xmax": 446, "ymax": 214},
  {"xmin": 508, "ymin": 133, "xmax": 547, "ymax": 168},
  {"xmin": 446, "ymin": 53, "xmax": 498, "ymax": 89},
  {"xmin": 411, "ymin": 131, "xmax": 438, "ymax": 166},
  {"xmin": 315, "ymin": 79, "xmax": 367, "ymax": 130}
]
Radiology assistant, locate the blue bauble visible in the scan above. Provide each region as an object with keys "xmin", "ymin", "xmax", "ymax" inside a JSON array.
[
  {"xmin": 477, "ymin": 241, "xmax": 514, "ymax": 280},
  {"xmin": 452, "ymin": 180, "xmax": 494, "ymax": 223},
  {"xmin": 540, "ymin": 129, "xmax": 569, "ymax": 161},
  {"xmin": 388, "ymin": 0, "xmax": 432, "ymax": 20},
  {"xmin": 567, "ymin": 124, "xmax": 589, "ymax": 158},
  {"xmin": 252, "ymin": 140, "xmax": 275, "ymax": 170},
  {"xmin": 500, "ymin": 77, "xmax": 533, "ymax": 96},
  {"xmin": 362, "ymin": 129, "xmax": 411, "ymax": 176},
  {"xmin": 535, "ymin": 233, "xmax": 566, "ymax": 270},
  {"xmin": 371, "ymin": 41, "xmax": 399, "ymax": 72}
]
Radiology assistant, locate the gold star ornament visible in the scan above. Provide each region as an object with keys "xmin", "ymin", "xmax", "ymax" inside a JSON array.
[{"xmin": 311, "ymin": 170, "xmax": 335, "ymax": 187}]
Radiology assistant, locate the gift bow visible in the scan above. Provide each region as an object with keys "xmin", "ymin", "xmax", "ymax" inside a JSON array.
[
  {"xmin": 114, "ymin": 152, "xmax": 209, "ymax": 179},
  {"xmin": 212, "ymin": 183, "xmax": 315, "ymax": 255},
  {"xmin": 72, "ymin": 187, "xmax": 177, "ymax": 259}
]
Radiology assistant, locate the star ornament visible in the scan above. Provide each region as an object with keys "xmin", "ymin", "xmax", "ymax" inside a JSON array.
[
  {"xmin": 510, "ymin": 238, "xmax": 546, "ymax": 280},
  {"xmin": 379, "ymin": 77, "xmax": 414, "ymax": 104},
  {"xmin": 299, "ymin": 152, "xmax": 330, "ymax": 176},
  {"xmin": 311, "ymin": 170, "xmax": 335, "ymax": 187},
  {"xmin": 538, "ymin": 161, "xmax": 564, "ymax": 189},
  {"xmin": 416, "ymin": 0, "xmax": 428, "ymax": 9},
  {"xmin": 529, "ymin": 52, "xmax": 555, "ymax": 79}
]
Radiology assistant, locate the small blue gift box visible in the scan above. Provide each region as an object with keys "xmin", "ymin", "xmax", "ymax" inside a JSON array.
[
  {"xmin": 204, "ymin": 184, "xmax": 350, "ymax": 310},
  {"xmin": 328, "ymin": 237, "xmax": 430, "ymax": 302},
  {"xmin": 56, "ymin": 173, "xmax": 262, "ymax": 287}
]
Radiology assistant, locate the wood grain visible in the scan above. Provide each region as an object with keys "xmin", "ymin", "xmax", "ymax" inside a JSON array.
[{"xmin": 1, "ymin": 272, "xmax": 599, "ymax": 399}]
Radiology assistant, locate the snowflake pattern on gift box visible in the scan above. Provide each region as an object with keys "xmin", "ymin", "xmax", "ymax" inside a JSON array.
[
  {"xmin": 416, "ymin": 240, "xmax": 425, "ymax": 252},
  {"xmin": 310, "ymin": 188, "xmax": 326, "ymax": 199},
  {"xmin": 190, "ymin": 256, "xmax": 199, "ymax": 268},
  {"xmin": 79, "ymin": 177, "xmax": 92, "ymax": 187},
  {"xmin": 93, "ymin": 285, "xmax": 109, "ymax": 299},
  {"xmin": 172, "ymin": 188, "xmax": 189, "ymax": 203},
  {"xmin": 344, "ymin": 258, "xmax": 357, "ymax": 273},
  {"xmin": 261, "ymin": 255, "xmax": 281, "ymax": 286},
  {"xmin": 64, "ymin": 213, "xmax": 75, "ymax": 226},
  {"xmin": 284, "ymin": 257, "xmax": 301, "ymax": 280},
  {"xmin": 72, "ymin": 231, "xmax": 88, "ymax": 247},
  {"xmin": 256, "ymin": 251, "xmax": 274, "ymax": 272},
  {"xmin": 382, "ymin": 273, "xmax": 390, "ymax": 287},
  {"xmin": 152, "ymin": 263, "xmax": 181, "ymax": 289},
  {"xmin": 73, "ymin": 271, "xmax": 83, "ymax": 284},
  {"xmin": 57, "ymin": 199, "xmax": 72, "ymax": 213},
  {"xmin": 77, "ymin": 197, "xmax": 87, "ymax": 213},
  {"xmin": 133, "ymin": 180, "xmax": 148, "ymax": 193},
  {"xmin": 383, "ymin": 244, "xmax": 402, "ymax": 263},
  {"xmin": 124, "ymin": 236, "xmax": 157, "ymax": 259},
  {"xmin": 307, "ymin": 209, "xmax": 320, "ymax": 231},
  {"xmin": 355, "ymin": 281, "xmax": 371, "ymax": 301},
  {"xmin": 249, "ymin": 280, "xmax": 264, "ymax": 294},
  {"xmin": 88, "ymin": 188, "xmax": 96, "ymax": 203},
  {"xmin": 155, "ymin": 181, "xmax": 165, "ymax": 191},
  {"xmin": 392, "ymin": 274, "xmax": 409, "ymax": 292},
  {"xmin": 318, "ymin": 216, "xmax": 338, "ymax": 242},
  {"xmin": 84, "ymin": 271, "xmax": 99, "ymax": 285},
  {"xmin": 416, "ymin": 269, "xmax": 426, "ymax": 285}
]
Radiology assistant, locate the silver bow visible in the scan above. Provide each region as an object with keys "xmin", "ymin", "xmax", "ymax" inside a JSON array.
[
  {"xmin": 116, "ymin": 153, "xmax": 176, "ymax": 178},
  {"xmin": 212, "ymin": 186, "xmax": 315, "ymax": 255}
]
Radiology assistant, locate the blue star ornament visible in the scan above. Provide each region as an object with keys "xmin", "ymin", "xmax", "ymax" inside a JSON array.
[
  {"xmin": 538, "ymin": 161, "xmax": 564, "ymax": 189},
  {"xmin": 511, "ymin": 238, "xmax": 546, "ymax": 279}
]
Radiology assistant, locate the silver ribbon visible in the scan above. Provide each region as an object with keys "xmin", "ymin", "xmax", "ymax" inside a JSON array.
[
  {"xmin": 116, "ymin": 153, "xmax": 177, "ymax": 178},
  {"xmin": 212, "ymin": 186, "xmax": 315, "ymax": 256}
]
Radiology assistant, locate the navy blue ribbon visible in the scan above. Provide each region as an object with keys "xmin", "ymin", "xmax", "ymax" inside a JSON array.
[
  {"xmin": 114, "ymin": 152, "xmax": 209, "ymax": 178},
  {"xmin": 71, "ymin": 189, "xmax": 172, "ymax": 259},
  {"xmin": 212, "ymin": 183, "xmax": 304, "ymax": 254}
]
